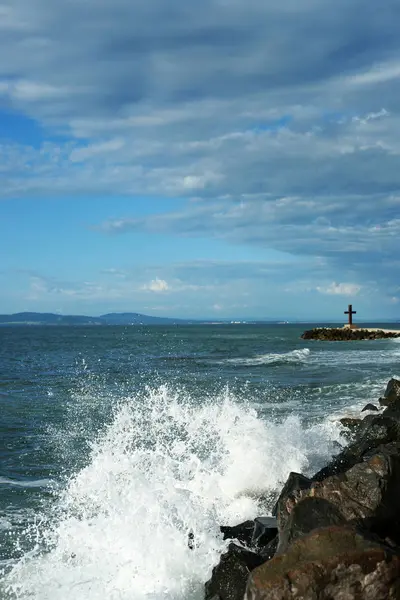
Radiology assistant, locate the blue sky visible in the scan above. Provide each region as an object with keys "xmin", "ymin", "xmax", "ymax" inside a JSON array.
[{"xmin": 1, "ymin": 0, "xmax": 400, "ymax": 320}]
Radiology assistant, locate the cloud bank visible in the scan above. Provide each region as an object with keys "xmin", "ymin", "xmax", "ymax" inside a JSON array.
[{"xmin": 2, "ymin": 0, "xmax": 400, "ymax": 313}]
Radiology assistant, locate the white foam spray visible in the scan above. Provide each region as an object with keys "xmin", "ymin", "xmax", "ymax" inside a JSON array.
[
  {"xmin": 219, "ymin": 348, "xmax": 310, "ymax": 366},
  {"xmin": 2, "ymin": 385, "xmax": 343, "ymax": 600}
]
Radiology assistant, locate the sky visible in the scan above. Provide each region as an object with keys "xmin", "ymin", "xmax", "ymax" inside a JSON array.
[{"xmin": 1, "ymin": 0, "xmax": 400, "ymax": 320}]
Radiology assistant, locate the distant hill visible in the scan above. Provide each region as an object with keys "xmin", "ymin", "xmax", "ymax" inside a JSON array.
[{"xmin": 0, "ymin": 312, "xmax": 196, "ymax": 326}]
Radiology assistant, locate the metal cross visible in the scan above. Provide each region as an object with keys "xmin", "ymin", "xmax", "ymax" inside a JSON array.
[{"xmin": 344, "ymin": 304, "xmax": 356, "ymax": 326}]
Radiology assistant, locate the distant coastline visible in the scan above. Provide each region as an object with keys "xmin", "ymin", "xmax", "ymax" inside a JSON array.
[
  {"xmin": 0, "ymin": 311, "xmax": 267, "ymax": 326},
  {"xmin": 0, "ymin": 312, "xmax": 399, "ymax": 327}
]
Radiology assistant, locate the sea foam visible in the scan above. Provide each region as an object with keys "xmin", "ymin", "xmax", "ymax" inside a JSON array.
[
  {"xmin": 2, "ymin": 384, "xmax": 342, "ymax": 600},
  {"xmin": 218, "ymin": 348, "xmax": 311, "ymax": 366}
]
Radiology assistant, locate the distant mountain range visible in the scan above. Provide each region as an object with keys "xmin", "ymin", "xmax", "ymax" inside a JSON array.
[{"xmin": 0, "ymin": 312, "xmax": 199, "ymax": 326}]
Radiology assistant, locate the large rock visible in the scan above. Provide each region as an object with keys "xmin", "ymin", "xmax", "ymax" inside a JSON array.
[
  {"xmin": 272, "ymin": 472, "xmax": 312, "ymax": 530},
  {"xmin": 313, "ymin": 416, "xmax": 400, "ymax": 481},
  {"xmin": 380, "ymin": 379, "xmax": 400, "ymax": 407},
  {"xmin": 304, "ymin": 443, "xmax": 400, "ymax": 524},
  {"xmin": 245, "ymin": 526, "xmax": 400, "ymax": 600},
  {"xmin": 277, "ymin": 497, "xmax": 347, "ymax": 555},
  {"xmin": 205, "ymin": 543, "xmax": 265, "ymax": 600}
]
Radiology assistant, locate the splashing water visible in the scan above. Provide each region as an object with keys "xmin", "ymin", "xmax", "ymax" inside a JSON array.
[
  {"xmin": 218, "ymin": 348, "xmax": 311, "ymax": 366},
  {"xmin": 1, "ymin": 385, "xmax": 342, "ymax": 600}
]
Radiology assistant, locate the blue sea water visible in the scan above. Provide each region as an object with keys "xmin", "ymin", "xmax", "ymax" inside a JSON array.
[{"xmin": 0, "ymin": 323, "xmax": 399, "ymax": 599}]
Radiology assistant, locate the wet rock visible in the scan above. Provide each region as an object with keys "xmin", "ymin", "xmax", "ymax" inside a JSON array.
[
  {"xmin": 205, "ymin": 543, "xmax": 265, "ymax": 600},
  {"xmin": 313, "ymin": 415, "xmax": 400, "ymax": 481},
  {"xmin": 306, "ymin": 442, "xmax": 400, "ymax": 523},
  {"xmin": 362, "ymin": 403, "xmax": 379, "ymax": 412},
  {"xmin": 339, "ymin": 417, "xmax": 363, "ymax": 429},
  {"xmin": 245, "ymin": 526, "xmax": 400, "ymax": 600},
  {"xmin": 220, "ymin": 520, "xmax": 254, "ymax": 546},
  {"xmin": 252, "ymin": 517, "xmax": 278, "ymax": 550},
  {"xmin": 381, "ymin": 378, "xmax": 400, "ymax": 407},
  {"xmin": 272, "ymin": 472, "xmax": 312, "ymax": 530},
  {"xmin": 277, "ymin": 497, "xmax": 347, "ymax": 555},
  {"xmin": 259, "ymin": 535, "xmax": 278, "ymax": 561}
]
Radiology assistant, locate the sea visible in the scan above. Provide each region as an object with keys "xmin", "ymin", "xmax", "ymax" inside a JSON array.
[{"xmin": 0, "ymin": 323, "xmax": 399, "ymax": 600}]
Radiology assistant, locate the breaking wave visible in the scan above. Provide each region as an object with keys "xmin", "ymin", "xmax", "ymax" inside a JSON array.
[
  {"xmin": 1, "ymin": 384, "xmax": 342, "ymax": 600},
  {"xmin": 219, "ymin": 348, "xmax": 311, "ymax": 366}
]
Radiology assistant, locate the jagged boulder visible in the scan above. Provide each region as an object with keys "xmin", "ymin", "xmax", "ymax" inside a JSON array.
[
  {"xmin": 205, "ymin": 543, "xmax": 265, "ymax": 600},
  {"xmin": 245, "ymin": 526, "xmax": 400, "ymax": 600},
  {"xmin": 303, "ymin": 443, "xmax": 400, "ymax": 524},
  {"xmin": 277, "ymin": 497, "xmax": 347, "ymax": 555},
  {"xmin": 272, "ymin": 472, "xmax": 312, "ymax": 530},
  {"xmin": 380, "ymin": 379, "xmax": 400, "ymax": 407},
  {"xmin": 313, "ymin": 415, "xmax": 400, "ymax": 481}
]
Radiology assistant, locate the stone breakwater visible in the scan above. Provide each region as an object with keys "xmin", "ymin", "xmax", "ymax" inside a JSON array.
[
  {"xmin": 301, "ymin": 327, "xmax": 400, "ymax": 341},
  {"xmin": 205, "ymin": 378, "xmax": 400, "ymax": 600}
]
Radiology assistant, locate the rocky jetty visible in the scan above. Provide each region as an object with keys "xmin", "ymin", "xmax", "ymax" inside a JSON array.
[
  {"xmin": 205, "ymin": 378, "xmax": 400, "ymax": 600},
  {"xmin": 301, "ymin": 327, "xmax": 400, "ymax": 341}
]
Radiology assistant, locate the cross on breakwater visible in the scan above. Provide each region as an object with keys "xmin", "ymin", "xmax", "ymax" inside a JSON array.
[{"xmin": 344, "ymin": 304, "xmax": 356, "ymax": 327}]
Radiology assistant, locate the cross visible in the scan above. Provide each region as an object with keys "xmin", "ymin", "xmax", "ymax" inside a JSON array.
[{"xmin": 344, "ymin": 304, "xmax": 356, "ymax": 326}]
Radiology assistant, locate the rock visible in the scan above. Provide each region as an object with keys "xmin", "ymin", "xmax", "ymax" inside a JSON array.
[
  {"xmin": 277, "ymin": 497, "xmax": 347, "ymax": 555},
  {"xmin": 301, "ymin": 328, "xmax": 400, "ymax": 341},
  {"xmin": 306, "ymin": 442, "xmax": 400, "ymax": 523},
  {"xmin": 272, "ymin": 472, "xmax": 312, "ymax": 530},
  {"xmin": 362, "ymin": 403, "xmax": 379, "ymax": 412},
  {"xmin": 339, "ymin": 417, "xmax": 363, "ymax": 429},
  {"xmin": 205, "ymin": 543, "xmax": 265, "ymax": 600},
  {"xmin": 252, "ymin": 517, "xmax": 278, "ymax": 549},
  {"xmin": 313, "ymin": 415, "xmax": 400, "ymax": 481},
  {"xmin": 220, "ymin": 520, "xmax": 254, "ymax": 546},
  {"xmin": 259, "ymin": 535, "xmax": 278, "ymax": 561},
  {"xmin": 381, "ymin": 378, "xmax": 400, "ymax": 407},
  {"xmin": 245, "ymin": 526, "xmax": 400, "ymax": 600}
]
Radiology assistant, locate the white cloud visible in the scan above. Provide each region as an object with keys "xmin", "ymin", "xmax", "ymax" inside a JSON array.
[
  {"xmin": 142, "ymin": 278, "xmax": 169, "ymax": 293},
  {"xmin": 316, "ymin": 282, "xmax": 361, "ymax": 296}
]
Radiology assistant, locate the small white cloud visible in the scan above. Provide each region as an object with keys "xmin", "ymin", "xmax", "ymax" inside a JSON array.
[
  {"xmin": 316, "ymin": 282, "xmax": 361, "ymax": 296},
  {"xmin": 213, "ymin": 303, "xmax": 223, "ymax": 310},
  {"xmin": 142, "ymin": 278, "xmax": 169, "ymax": 293}
]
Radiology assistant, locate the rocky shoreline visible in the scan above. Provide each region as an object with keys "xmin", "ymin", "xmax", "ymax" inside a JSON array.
[
  {"xmin": 205, "ymin": 378, "xmax": 400, "ymax": 599},
  {"xmin": 301, "ymin": 327, "xmax": 400, "ymax": 341}
]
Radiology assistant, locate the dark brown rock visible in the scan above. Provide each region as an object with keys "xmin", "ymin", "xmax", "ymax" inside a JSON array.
[
  {"xmin": 305, "ymin": 443, "xmax": 400, "ymax": 523},
  {"xmin": 313, "ymin": 415, "xmax": 400, "ymax": 481},
  {"xmin": 277, "ymin": 497, "xmax": 347, "ymax": 555},
  {"xmin": 205, "ymin": 543, "xmax": 265, "ymax": 600},
  {"xmin": 245, "ymin": 526, "xmax": 400, "ymax": 600}
]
